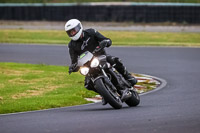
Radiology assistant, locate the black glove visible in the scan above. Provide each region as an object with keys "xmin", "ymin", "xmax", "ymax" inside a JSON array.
[
  {"xmin": 68, "ymin": 63, "xmax": 77, "ymax": 75},
  {"xmin": 68, "ymin": 66, "xmax": 73, "ymax": 75},
  {"xmin": 94, "ymin": 40, "xmax": 108, "ymax": 53},
  {"xmin": 99, "ymin": 40, "xmax": 108, "ymax": 48}
]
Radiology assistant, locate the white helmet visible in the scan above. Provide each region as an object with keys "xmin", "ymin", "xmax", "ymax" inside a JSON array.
[{"xmin": 65, "ymin": 19, "xmax": 83, "ymax": 41}]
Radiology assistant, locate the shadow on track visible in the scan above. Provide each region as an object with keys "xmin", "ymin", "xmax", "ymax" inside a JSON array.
[{"xmin": 66, "ymin": 104, "xmax": 143, "ymax": 112}]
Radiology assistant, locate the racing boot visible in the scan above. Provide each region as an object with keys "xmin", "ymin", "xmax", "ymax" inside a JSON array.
[{"xmin": 123, "ymin": 70, "xmax": 137, "ymax": 86}]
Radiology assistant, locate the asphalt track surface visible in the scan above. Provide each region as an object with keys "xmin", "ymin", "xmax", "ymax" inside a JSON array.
[{"xmin": 0, "ymin": 44, "xmax": 200, "ymax": 133}]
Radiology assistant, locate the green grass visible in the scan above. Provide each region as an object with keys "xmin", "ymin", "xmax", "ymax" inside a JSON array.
[
  {"xmin": 0, "ymin": 62, "xmax": 158, "ymax": 114},
  {"xmin": 0, "ymin": 29, "xmax": 200, "ymax": 47},
  {"xmin": 0, "ymin": 62, "xmax": 97, "ymax": 114},
  {"xmin": 0, "ymin": 29, "xmax": 68, "ymax": 44}
]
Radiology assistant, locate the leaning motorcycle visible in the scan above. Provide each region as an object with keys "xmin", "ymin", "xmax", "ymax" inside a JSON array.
[{"xmin": 70, "ymin": 50, "xmax": 140, "ymax": 109}]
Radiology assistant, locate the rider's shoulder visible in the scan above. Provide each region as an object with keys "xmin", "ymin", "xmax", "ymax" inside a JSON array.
[
  {"xmin": 84, "ymin": 28, "xmax": 98, "ymax": 34},
  {"xmin": 68, "ymin": 40, "xmax": 75, "ymax": 48}
]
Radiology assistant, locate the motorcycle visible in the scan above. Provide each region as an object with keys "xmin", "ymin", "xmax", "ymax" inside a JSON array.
[{"xmin": 70, "ymin": 50, "xmax": 140, "ymax": 109}]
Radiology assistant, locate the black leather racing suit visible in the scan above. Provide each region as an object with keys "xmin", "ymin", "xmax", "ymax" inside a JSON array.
[
  {"xmin": 68, "ymin": 28, "xmax": 137, "ymax": 91},
  {"xmin": 68, "ymin": 28, "xmax": 110, "ymax": 65}
]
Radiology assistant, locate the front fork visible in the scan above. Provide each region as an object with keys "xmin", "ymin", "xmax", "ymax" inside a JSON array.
[
  {"xmin": 106, "ymin": 66, "xmax": 132, "ymax": 89},
  {"xmin": 90, "ymin": 65, "xmax": 117, "ymax": 92},
  {"xmin": 99, "ymin": 65, "xmax": 117, "ymax": 92},
  {"xmin": 102, "ymin": 65, "xmax": 135, "ymax": 101}
]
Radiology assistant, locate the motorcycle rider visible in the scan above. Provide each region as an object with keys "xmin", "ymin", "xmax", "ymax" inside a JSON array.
[{"xmin": 65, "ymin": 19, "xmax": 137, "ymax": 104}]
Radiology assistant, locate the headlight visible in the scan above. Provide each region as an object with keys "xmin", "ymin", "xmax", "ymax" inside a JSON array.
[
  {"xmin": 90, "ymin": 58, "xmax": 99, "ymax": 68},
  {"xmin": 80, "ymin": 67, "xmax": 89, "ymax": 75}
]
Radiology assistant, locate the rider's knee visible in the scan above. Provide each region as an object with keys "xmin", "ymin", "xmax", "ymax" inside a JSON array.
[
  {"xmin": 107, "ymin": 56, "xmax": 123, "ymax": 66},
  {"xmin": 114, "ymin": 57, "xmax": 123, "ymax": 66},
  {"xmin": 107, "ymin": 56, "xmax": 116, "ymax": 65}
]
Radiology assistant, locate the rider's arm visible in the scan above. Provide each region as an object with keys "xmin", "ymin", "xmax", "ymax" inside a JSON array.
[
  {"xmin": 68, "ymin": 42, "xmax": 80, "ymax": 73},
  {"xmin": 68, "ymin": 42, "xmax": 78, "ymax": 65},
  {"xmin": 93, "ymin": 29, "xmax": 112, "ymax": 47}
]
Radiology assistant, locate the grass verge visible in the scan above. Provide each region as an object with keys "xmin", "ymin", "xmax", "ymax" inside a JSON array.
[
  {"xmin": 0, "ymin": 29, "xmax": 200, "ymax": 47},
  {"xmin": 0, "ymin": 62, "xmax": 157, "ymax": 114},
  {"xmin": 0, "ymin": 62, "xmax": 96, "ymax": 114}
]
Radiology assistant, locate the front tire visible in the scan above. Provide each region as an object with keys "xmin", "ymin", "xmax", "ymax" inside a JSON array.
[{"xmin": 94, "ymin": 78, "xmax": 122, "ymax": 109}]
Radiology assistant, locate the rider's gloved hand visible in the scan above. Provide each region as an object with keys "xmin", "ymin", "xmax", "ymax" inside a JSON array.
[
  {"xmin": 99, "ymin": 40, "xmax": 108, "ymax": 48},
  {"xmin": 68, "ymin": 63, "xmax": 76, "ymax": 75},
  {"xmin": 68, "ymin": 66, "xmax": 73, "ymax": 75},
  {"xmin": 95, "ymin": 40, "xmax": 109, "ymax": 53}
]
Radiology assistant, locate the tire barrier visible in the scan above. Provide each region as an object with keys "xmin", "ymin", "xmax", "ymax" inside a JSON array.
[{"xmin": 0, "ymin": 3, "xmax": 200, "ymax": 23}]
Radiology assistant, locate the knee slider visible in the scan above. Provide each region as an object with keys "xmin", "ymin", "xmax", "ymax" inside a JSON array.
[
  {"xmin": 107, "ymin": 56, "xmax": 116, "ymax": 65},
  {"xmin": 115, "ymin": 57, "xmax": 123, "ymax": 66}
]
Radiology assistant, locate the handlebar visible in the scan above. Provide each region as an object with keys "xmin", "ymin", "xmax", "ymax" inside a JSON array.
[
  {"xmin": 93, "ymin": 46, "xmax": 103, "ymax": 54},
  {"xmin": 69, "ymin": 46, "xmax": 104, "ymax": 75}
]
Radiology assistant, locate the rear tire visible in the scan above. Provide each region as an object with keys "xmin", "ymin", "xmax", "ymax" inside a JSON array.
[
  {"xmin": 125, "ymin": 90, "xmax": 140, "ymax": 107},
  {"xmin": 95, "ymin": 78, "xmax": 122, "ymax": 109}
]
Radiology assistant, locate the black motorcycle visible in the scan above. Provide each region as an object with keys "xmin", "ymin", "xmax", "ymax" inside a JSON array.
[{"xmin": 70, "ymin": 50, "xmax": 140, "ymax": 109}]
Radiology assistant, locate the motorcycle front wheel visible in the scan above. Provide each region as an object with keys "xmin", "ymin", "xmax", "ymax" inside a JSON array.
[{"xmin": 94, "ymin": 78, "xmax": 122, "ymax": 109}]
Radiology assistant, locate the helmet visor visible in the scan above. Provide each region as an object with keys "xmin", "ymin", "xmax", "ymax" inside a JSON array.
[{"xmin": 66, "ymin": 23, "xmax": 81, "ymax": 37}]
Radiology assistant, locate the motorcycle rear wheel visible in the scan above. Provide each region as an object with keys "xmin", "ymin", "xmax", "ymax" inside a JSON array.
[
  {"xmin": 95, "ymin": 78, "xmax": 122, "ymax": 109},
  {"xmin": 125, "ymin": 90, "xmax": 140, "ymax": 107}
]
